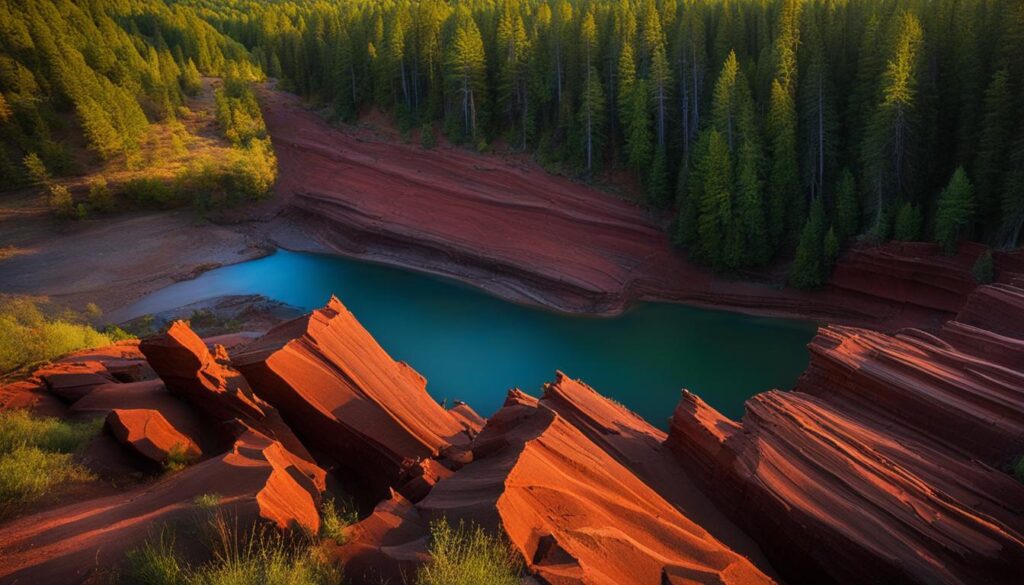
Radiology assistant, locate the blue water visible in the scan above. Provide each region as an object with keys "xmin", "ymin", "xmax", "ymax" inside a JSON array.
[{"xmin": 124, "ymin": 250, "xmax": 816, "ymax": 427}]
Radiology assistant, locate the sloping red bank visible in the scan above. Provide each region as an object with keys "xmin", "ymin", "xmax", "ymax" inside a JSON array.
[{"xmin": 261, "ymin": 87, "xmax": 996, "ymax": 328}]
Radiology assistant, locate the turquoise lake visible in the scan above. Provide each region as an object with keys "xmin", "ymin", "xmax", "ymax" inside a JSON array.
[{"xmin": 124, "ymin": 249, "xmax": 817, "ymax": 427}]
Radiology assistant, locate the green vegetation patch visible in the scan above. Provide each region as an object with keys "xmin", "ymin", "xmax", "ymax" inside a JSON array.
[
  {"xmin": 0, "ymin": 297, "xmax": 133, "ymax": 375},
  {"xmin": 0, "ymin": 410, "xmax": 101, "ymax": 507},
  {"xmin": 122, "ymin": 516, "xmax": 341, "ymax": 585},
  {"xmin": 416, "ymin": 518, "xmax": 522, "ymax": 585},
  {"xmin": 318, "ymin": 496, "xmax": 358, "ymax": 545}
]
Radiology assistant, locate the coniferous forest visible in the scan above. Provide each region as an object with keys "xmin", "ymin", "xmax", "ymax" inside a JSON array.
[{"xmin": 2, "ymin": 0, "xmax": 1024, "ymax": 286}]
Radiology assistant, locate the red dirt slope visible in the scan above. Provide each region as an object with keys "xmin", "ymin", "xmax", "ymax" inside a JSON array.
[{"xmin": 260, "ymin": 88, "xmax": 956, "ymax": 327}]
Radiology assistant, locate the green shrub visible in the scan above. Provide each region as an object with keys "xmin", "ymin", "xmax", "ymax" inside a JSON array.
[
  {"xmin": 48, "ymin": 184, "xmax": 75, "ymax": 219},
  {"xmin": 0, "ymin": 297, "xmax": 130, "ymax": 374},
  {"xmin": 124, "ymin": 177, "xmax": 178, "ymax": 209},
  {"xmin": 973, "ymin": 250, "xmax": 994, "ymax": 284},
  {"xmin": 88, "ymin": 177, "xmax": 116, "ymax": 213},
  {"xmin": 416, "ymin": 518, "xmax": 522, "ymax": 585},
  {"xmin": 123, "ymin": 530, "xmax": 185, "ymax": 585},
  {"xmin": 164, "ymin": 444, "xmax": 197, "ymax": 472},
  {"xmin": 23, "ymin": 152, "xmax": 49, "ymax": 185},
  {"xmin": 194, "ymin": 493, "xmax": 222, "ymax": 511},
  {"xmin": 319, "ymin": 496, "xmax": 357, "ymax": 544}
]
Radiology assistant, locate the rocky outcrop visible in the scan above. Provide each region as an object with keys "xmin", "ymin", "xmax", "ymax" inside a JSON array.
[
  {"xmin": 951, "ymin": 283, "xmax": 1024, "ymax": 340},
  {"xmin": 667, "ymin": 390, "xmax": 1024, "ymax": 585},
  {"xmin": 105, "ymin": 408, "xmax": 202, "ymax": 466},
  {"xmin": 796, "ymin": 325, "xmax": 1024, "ymax": 464},
  {"xmin": 0, "ymin": 430, "xmax": 322, "ymax": 583},
  {"xmin": 139, "ymin": 321, "xmax": 321, "ymax": 488},
  {"xmin": 232, "ymin": 296, "xmax": 472, "ymax": 494},
  {"xmin": 333, "ymin": 491, "xmax": 429, "ymax": 585},
  {"xmin": 829, "ymin": 241, "xmax": 985, "ymax": 316},
  {"xmin": 416, "ymin": 389, "xmax": 774, "ymax": 585}
]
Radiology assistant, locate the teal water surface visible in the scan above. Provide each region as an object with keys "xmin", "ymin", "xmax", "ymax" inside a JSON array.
[{"xmin": 125, "ymin": 250, "xmax": 816, "ymax": 427}]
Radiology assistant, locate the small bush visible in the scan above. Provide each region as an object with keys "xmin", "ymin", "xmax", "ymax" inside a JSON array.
[
  {"xmin": 194, "ymin": 493, "xmax": 222, "ymax": 511},
  {"xmin": 973, "ymin": 250, "xmax": 994, "ymax": 284},
  {"xmin": 319, "ymin": 496, "xmax": 357, "ymax": 544},
  {"xmin": 48, "ymin": 184, "xmax": 75, "ymax": 219},
  {"xmin": 164, "ymin": 443, "xmax": 197, "ymax": 472},
  {"xmin": 23, "ymin": 152, "xmax": 49, "ymax": 185},
  {"xmin": 124, "ymin": 177, "xmax": 178, "ymax": 209},
  {"xmin": 420, "ymin": 122, "xmax": 436, "ymax": 149},
  {"xmin": 416, "ymin": 518, "xmax": 522, "ymax": 585},
  {"xmin": 1013, "ymin": 456, "xmax": 1024, "ymax": 483},
  {"xmin": 123, "ymin": 530, "xmax": 184, "ymax": 585},
  {"xmin": 88, "ymin": 177, "xmax": 116, "ymax": 213}
]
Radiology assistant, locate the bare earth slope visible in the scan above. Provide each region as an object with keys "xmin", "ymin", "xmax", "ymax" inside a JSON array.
[{"xmin": 261, "ymin": 88, "xmax": 941, "ymax": 326}]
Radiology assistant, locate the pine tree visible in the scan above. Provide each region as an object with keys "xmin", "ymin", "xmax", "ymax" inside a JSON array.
[
  {"xmin": 934, "ymin": 166, "xmax": 975, "ymax": 253},
  {"xmin": 862, "ymin": 12, "xmax": 923, "ymax": 232},
  {"xmin": 578, "ymin": 65, "xmax": 605, "ymax": 176},
  {"xmin": 974, "ymin": 69, "xmax": 1014, "ymax": 238},
  {"xmin": 893, "ymin": 202, "xmax": 923, "ymax": 241},
  {"xmin": 446, "ymin": 11, "xmax": 487, "ymax": 143},
  {"xmin": 625, "ymin": 78, "xmax": 653, "ymax": 170},
  {"xmin": 790, "ymin": 197, "xmax": 827, "ymax": 288},
  {"xmin": 834, "ymin": 168, "xmax": 859, "ymax": 242},
  {"xmin": 766, "ymin": 79, "xmax": 800, "ymax": 247},
  {"xmin": 698, "ymin": 130, "xmax": 733, "ymax": 268}
]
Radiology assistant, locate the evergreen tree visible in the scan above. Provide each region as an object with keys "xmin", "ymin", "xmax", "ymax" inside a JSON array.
[
  {"xmin": 834, "ymin": 168, "xmax": 859, "ymax": 242},
  {"xmin": 446, "ymin": 11, "xmax": 487, "ymax": 143},
  {"xmin": 893, "ymin": 202, "xmax": 923, "ymax": 241},
  {"xmin": 698, "ymin": 130, "xmax": 733, "ymax": 269},
  {"xmin": 790, "ymin": 197, "xmax": 827, "ymax": 288},
  {"xmin": 934, "ymin": 167, "xmax": 975, "ymax": 253},
  {"xmin": 767, "ymin": 79, "xmax": 800, "ymax": 247}
]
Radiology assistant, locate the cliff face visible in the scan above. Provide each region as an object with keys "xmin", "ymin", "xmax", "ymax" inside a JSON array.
[
  {"xmin": 230, "ymin": 296, "xmax": 476, "ymax": 495},
  {"xmin": 667, "ymin": 290, "xmax": 1024, "ymax": 585}
]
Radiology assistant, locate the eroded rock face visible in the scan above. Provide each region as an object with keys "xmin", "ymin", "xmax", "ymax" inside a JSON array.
[
  {"xmin": 140, "ymin": 321, "xmax": 323, "ymax": 489},
  {"xmin": 797, "ymin": 325, "xmax": 1024, "ymax": 464},
  {"xmin": 830, "ymin": 241, "xmax": 985, "ymax": 315},
  {"xmin": 232, "ymin": 296, "xmax": 472, "ymax": 494},
  {"xmin": 667, "ymin": 390, "xmax": 1024, "ymax": 585},
  {"xmin": 416, "ymin": 390, "xmax": 775, "ymax": 585},
  {"xmin": 105, "ymin": 408, "xmax": 201, "ymax": 466},
  {"xmin": 333, "ymin": 491, "xmax": 429, "ymax": 585}
]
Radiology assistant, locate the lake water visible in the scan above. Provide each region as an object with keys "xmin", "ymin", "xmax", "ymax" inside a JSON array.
[{"xmin": 125, "ymin": 249, "xmax": 817, "ymax": 427}]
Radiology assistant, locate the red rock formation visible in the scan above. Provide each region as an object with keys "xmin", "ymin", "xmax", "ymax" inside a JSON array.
[
  {"xmin": 668, "ymin": 390, "xmax": 1024, "ymax": 585},
  {"xmin": 941, "ymin": 320, "xmax": 1024, "ymax": 369},
  {"xmin": 796, "ymin": 325, "xmax": 1024, "ymax": 464},
  {"xmin": 140, "ymin": 321, "xmax": 323, "ymax": 489},
  {"xmin": 951, "ymin": 283, "xmax": 1024, "ymax": 341},
  {"xmin": 106, "ymin": 408, "xmax": 202, "ymax": 466},
  {"xmin": 232, "ymin": 296, "xmax": 472, "ymax": 494},
  {"xmin": 38, "ymin": 361, "xmax": 116, "ymax": 402},
  {"xmin": 447, "ymin": 401, "xmax": 486, "ymax": 436},
  {"xmin": 0, "ymin": 430, "xmax": 322, "ymax": 584},
  {"xmin": 333, "ymin": 491, "xmax": 429, "ymax": 585},
  {"xmin": 416, "ymin": 390, "xmax": 774, "ymax": 585},
  {"xmin": 829, "ymin": 241, "xmax": 985, "ymax": 316}
]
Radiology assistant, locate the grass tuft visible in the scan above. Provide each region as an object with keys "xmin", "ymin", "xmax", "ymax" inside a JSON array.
[
  {"xmin": 318, "ymin": 495, "xmax": 358, "ymax": 544},
  {"xmin": 416, "ymin": 518, "xmax": 522, "ymax": 585},
  {"xmin": 194, "ymin": 493, "xmax": 222, "ymax": 511},
  {"xmin": 122, "ymin": 512, "xmax": 341, "ymax": 585},
  {"xmin": 164, "ymin": 443, "xmax": 197, "ymax": 473},
  {"xmin": 1013, "ymin": 456, "xmax": 1024, "ymax": 484},
  {"xmin": 0, "ymin": 411, "xmax": 100, "ymax": 508}
]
